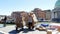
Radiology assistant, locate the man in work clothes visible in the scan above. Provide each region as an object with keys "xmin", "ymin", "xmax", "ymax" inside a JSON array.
[{"xmin": 3, "ymin": 16, "xmax": 7, "ymax": 27}]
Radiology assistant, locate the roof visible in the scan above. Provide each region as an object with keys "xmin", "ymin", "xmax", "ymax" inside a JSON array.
[{"xmin": 55, "ymin": 0, "xmax": 60, "ymax": 8}]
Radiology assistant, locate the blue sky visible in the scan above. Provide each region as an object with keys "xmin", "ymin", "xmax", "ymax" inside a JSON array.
[{"xmin": 0, "ymin": 0, "xmax": 57, "ymax": 16}]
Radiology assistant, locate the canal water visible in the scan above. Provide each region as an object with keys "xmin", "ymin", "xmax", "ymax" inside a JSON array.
[{"xmin": 0, "ymin": 24, "xmax": 4, "ymax": 28}]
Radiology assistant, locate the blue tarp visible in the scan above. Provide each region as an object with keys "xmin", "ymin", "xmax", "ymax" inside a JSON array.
[{"xmin": 41, "ymin": 24, "xmax": 49, "ymax": 27}]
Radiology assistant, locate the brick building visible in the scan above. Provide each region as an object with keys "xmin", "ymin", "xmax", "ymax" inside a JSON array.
[
  {"xmin": 32, "ymin": 8, "xmax": 51, "ymax": 20},
  {"xmin": 11, "ymin": 11, "xmax": 27, "ymax": 17},
  {"xmin": 32, "ymin": 8, "xmax": 46, "ymax": 20},
  {"xmin": 11, "ymin": 11, "xmax": 28, "ymax": 22}
]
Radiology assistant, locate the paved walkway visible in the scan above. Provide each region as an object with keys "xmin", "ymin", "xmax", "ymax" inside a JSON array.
[
  {"xmin": 0, "ymin": 23, "xmax": 60, "ymax": 34},
  {"xmin": 0, "ymin": 25, "xmax": 47, "ymax": 34}
]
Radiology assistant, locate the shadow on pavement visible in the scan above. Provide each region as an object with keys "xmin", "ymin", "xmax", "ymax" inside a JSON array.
[
  {"xmin": 9, "ymin": 30, "xmax": 17, "ymax": 34},
  {"xmin": 9, "ymin": 29, "xmax": 22, "ymax": 34},
  {"xmin": 22, "ymin": 28, "xmax": 35, "ymax": 33},
  {"xmin": 0, "ymin": 32, "xmax": 4, "ymax": 34},
  {"xmin": 9, "ymin": 28, "xmax": 35, "ymax": 34}
]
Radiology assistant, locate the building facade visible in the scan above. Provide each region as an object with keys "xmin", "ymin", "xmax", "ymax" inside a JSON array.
[
  {"xmin": 11, "ymin": 11, "xmax": 28, "ymax": 22},
  {"xmin": 44, "ymin": 10, "xmax": 51, "ymax": 20},
  {"xmin": 52, "ymin": 0, "xmax": 60, "ymax": 22},
  {"xmin": 32, "ymin": 8, "xmax": 46, "ymax": 20}
]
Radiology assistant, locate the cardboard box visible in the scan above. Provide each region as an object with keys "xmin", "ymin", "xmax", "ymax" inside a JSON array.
[
  {"xmin": 57, "ymin": 28, "xmax": 60, "ymax": 32},
  {"xmin": 47, "ymin": 31, "xmax": 52, "ymax": 34}
]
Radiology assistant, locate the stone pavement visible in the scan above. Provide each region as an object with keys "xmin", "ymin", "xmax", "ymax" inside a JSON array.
[
  {"xmin": 0, "ymin": 23, "xmax": 60, "ymax": 34},
  {"xmin": 0, "ymin": 25, "xmax": 47, "ymax": 34}
]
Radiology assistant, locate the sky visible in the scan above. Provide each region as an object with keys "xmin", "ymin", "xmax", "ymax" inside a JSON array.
[{"xmin": 0, "ymin": 0, "xmax": 57, "ymax": 16}]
